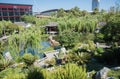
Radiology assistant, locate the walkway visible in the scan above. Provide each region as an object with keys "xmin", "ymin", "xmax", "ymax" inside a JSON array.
[{"xmin": 34, "ymin": 50, "xmax": 59, "ymax": 67}]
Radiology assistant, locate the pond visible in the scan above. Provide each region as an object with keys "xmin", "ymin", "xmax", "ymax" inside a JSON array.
[{"xmin": 19, "ymin": 41, "xmax": 51, "ymax": 58}]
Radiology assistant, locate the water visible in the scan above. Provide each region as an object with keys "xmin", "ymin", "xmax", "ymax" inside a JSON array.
[
  {"xmin": 20, "ymin": 41, "xmax": 51, "ymax": 58},
  {"xmin": 40, "ymin": 42, "xmax": 51, "ymax": 50}
]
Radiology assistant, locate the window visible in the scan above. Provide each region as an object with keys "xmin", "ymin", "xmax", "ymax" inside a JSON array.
[
  {"xmin": 10, "ymin": 17, "xmax": 14, "ymax": 22},
  {"xmin": 20, "ymin": 8, "xmax": 24, "ymax": 11},
  {"xmin": 3, "ymin": 17, "xmax": 8, "ymax": 21},
  {"xmin": 15, "ymin": 12, "xmax": 19, "ymax": 16},
  {"xmin": 2, "ymin": 8, "xmax": 7, "ymax": 10},
  {"xmin": 8, "ymin": 8, "xmax": 13, "ymax": 10},
  {"xmin": 3, "ymin": 12, "xmax": 8, "ymax": 16},
  {"xmin": 20, "ymin": 12, "xmax": 25, "ymax": 15},
  {"xmin": 0, "ymin": 17, "xmax": 2, "ymax": 21},
  {"xmin": 0, "ymin": 12, "xmax": 1, "ymax": 16},
  {"xmin": 9, "ymin": 12, "xmax": 14, "ymax": 16},
  {"xmin": 15, "ymin": 17, "xmax": 20, "ymax": 21}
]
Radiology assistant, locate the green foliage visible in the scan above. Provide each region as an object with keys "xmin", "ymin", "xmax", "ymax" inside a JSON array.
[
  {"xmin": 57, "ymin": 6, "xmax": 89, "ymax": 18},
  {"xmin": 0, "ymin": 58, "xmax": 14, "ymax": 71},
  {"xmin": 3, "ymin": 73, "xmax": 26, "ymax": 79},
  {"xmin": 27, "ymin": 67, "xmax": 44, "ymax": 79},
  {"xmin": 0, "ymin": 20, "xmax": 22, "ymax": 37},
  {"xmin": 100, "ymin": 14, "xmax": 120, "ymax": 44},
  {"xmin": 22, "ymin": 53, "xmax": 36, "ymax": 66},
  {"xmin": 74, "ymin": 40, "xmax": 96, "ymax": 54},
  {"xmin": 26, "ymin": 64, "xmax": 87, "ymax": 79},
  {"xmin": 58, "ymin": 17, "xmax": 98, "ymax": 33},
  {"xmin": 97, "ymin": 47, "xmax": 104, "ymax": 53},
  {"xmin": 53, "ymin": 63, "xmax": 87, "ymax": 79},
  {"xmin": 92, "ymin": 8, "xmax": 99, "ymax": 15},
  {"xmin": 95, "ymin": 33, "xmax": 104, "ymax": 43},
  {"xmin": 107, "ymin": 70, "xmax": 120, "ymax": 79},
  {"xmin": 21, "ymin": 15, "xmax": 50, "ymax": 26},
  {"xmin": 96, "ymin": 48, "xmax": 120, "ymax": 65},
  {"xmin": 45, "ymin": 58, "xmax": 56, "ymax": 66},
  {"xmin": 59, "ymin": 30, "xmax": 79, "ymax": 48},
  {"xmin": 57, "ymin": 8, "xmax": 67, "ymax": 17},
  {"xmin": 39, "ymin": 46, "xmax": 54, "ymax": 53},
  {"xmin": 0, "ymin": 68, "xmax": 26, "ymax": 79},
  {"xmin": 69, "ymin": 52, "xmax": 91, "ymax": 65},
  {"xmin": 7, "ymin": 26, "xmax": 41, "ymax": 58},
  {"xmin": 0, "ymin": 41, "xmax": 6, "ymax": 54}
]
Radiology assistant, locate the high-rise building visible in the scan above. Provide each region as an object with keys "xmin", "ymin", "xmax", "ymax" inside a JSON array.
[
  {"xmin": 92, "ymin": 0, "xmax": 100, "ymax": 11},
  {"xmin": 0, "ymin": 3, "xmax": 32, "ymax": 22}
]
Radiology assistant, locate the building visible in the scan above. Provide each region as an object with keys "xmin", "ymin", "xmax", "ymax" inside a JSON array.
[
  {"xmin": 45, "ymin": 22, "xmax": 59, "ymax": 35},
  {"xmin": 92, "ymin": 0, "xmax": 100, "ymax": 11},
  {"xmin": 0, "ymin": 3, "xmax": 32, "ymax": 22},
  {"xmin": 40, "ymin": 9, "xmax": 58, "ymax": 16}
]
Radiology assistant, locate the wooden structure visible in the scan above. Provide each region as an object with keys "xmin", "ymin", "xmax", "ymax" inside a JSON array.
[{"xmin": 46, "ymin": 22, "xmax": 58, "ymax": 35}]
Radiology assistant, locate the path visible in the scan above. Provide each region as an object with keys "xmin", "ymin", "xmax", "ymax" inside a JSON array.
[{"xmin": 34, "ymin": 50, "xmax": 59, "ymax": 67}]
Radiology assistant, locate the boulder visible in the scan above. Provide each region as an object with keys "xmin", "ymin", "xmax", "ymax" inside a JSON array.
[
  {"xmin": 111, "ymin": 67, "xmax": 120, "ymax": 70},
  {"xmin": 4, "ymin": 52, "xmax": 12, "ymax": 60},
  {"xmin": 95, "ymin": 67, "xmax": 110, "ymax": 79},
  {"xmin": 106, "ymin": 77, "xmax": 114, "ymax": 79}
]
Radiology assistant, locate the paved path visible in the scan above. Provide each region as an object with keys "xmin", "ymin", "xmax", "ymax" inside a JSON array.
[{"xmin": 34, "ymin": 50, "xmax": 59, "ymax": 67}]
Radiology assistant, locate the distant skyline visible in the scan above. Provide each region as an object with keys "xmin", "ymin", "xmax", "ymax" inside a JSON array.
[{"xmin": 0, "ymin": 0, "xmax": 117, "ymax": 12}]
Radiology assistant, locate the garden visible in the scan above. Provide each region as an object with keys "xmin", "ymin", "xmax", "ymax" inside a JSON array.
[{"xmin": 0, "ymin": 5, "xmax": 120, "ymax": 79}]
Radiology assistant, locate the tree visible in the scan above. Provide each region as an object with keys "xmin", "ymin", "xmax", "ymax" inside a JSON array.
[
  {"xmin": 69, "ymin": 6, "xmax": 81, "ymax": 17},
  {"xmin": 101, "ymin": 15, "xmax": 120, "ymax": 44},
  {"xmin": 92, "ymin": 8, "xmax": 99, "ymax": 14},
  {"xmin": 57, "ymin": 8, "xmax": 66, "ymax": 17},
  {"xmin": 58, "ymin": 30, "xmax": 80, "ymax": 49}
]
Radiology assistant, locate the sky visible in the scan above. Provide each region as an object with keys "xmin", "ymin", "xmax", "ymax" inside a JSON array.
[{"xmin": 0, "ymin": 0, "xmax": 118, "ymax": 12}]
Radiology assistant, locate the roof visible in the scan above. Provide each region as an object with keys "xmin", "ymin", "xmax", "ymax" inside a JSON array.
[
  {"xmin": 14, "ymin": 22, "xmax": 31, "ymax": 28},
  {"xmin": 46, "ymin": 22, "xmax": 58, "ymax": 27},
  {"xmin": 0, "ymin": 3, "xmax": 32, "ymax": 6}
]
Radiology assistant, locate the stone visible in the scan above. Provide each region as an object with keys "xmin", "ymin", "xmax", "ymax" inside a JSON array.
[
  {"xmin": 60, "ymin": 46, "xmax": 66, "ymax": 55},
  {"xmin": 111, "ymin": 67, "xmax": 120, "ymax": 70},
  {"xmin": 4, "ymin": 52, "xmax": 12, "ymax": 60},
  {"xmin": 95, "ymin": 67, "xmax": 110, "ymax": 79},
  {"xmin": 106, "ymin": 77, "xmax": 114, "ymax": 79}
]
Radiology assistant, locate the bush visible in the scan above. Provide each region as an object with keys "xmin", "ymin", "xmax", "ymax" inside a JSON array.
[
  {"xmin": 45, "ymin": 58, "xmax": 56, "ymax": 66},
  {"xmin": 54, "ymin": 63, "xmax": 87, "ymax": 79},
  {"xmin": 22, "ymin": 53, "xmax": 36, "ymax": 66},
  {"xmin": 0, "ymin": 58, "xmax": 14, "ymax": 71},
  {"xmin": 0, "ymin": 68, "xmax": 26, "ymax": 79},
  {"xmin": 3, "ymin": 73, "xmax": 26, "ymax": 79},
  {"xmin": 107, "ymin": 70, "xmax": 120, "ymax": 79},
  {"xmin": 68, "ymin": 52, "xmax": 91, "ymax": 65},
  {"xmin": 27, "ymin": 67, "xmax": 44, "ymax": 79}
]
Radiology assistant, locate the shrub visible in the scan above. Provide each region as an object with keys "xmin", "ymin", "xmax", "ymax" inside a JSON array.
[
  {"xmin": 107, "ymin": 70, "xmax": 120, "ymax": 79},
  {"xmin": 22, "ymin": 53, "xmax": 35, "ymax": 66},
  {"xmin": 68, "ymin": 52, "xmax": 91, "ymax": 65},
  {"xmin": 27, "ymin": 67, "xmax": 44, "ymax": 79},
  {"xmin": 0, "ymin": 68, "xmax": 26, "ymax": 79},
  {"xmin": 3, "ymin": 73, "xmax": 26, "ymax": 79},
  {"xmin": 45, "ymin": 58, "xmax": 56, "ymax": 66},
  {"xmin": 0, "ymin": 58, "xmax": 14, "ymax": 71},
  {"xmin": 54, "ymin": 63, "xmax": 87, "ymax": 79}
]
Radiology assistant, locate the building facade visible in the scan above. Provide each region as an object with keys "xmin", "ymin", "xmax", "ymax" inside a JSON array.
[
  {"xmin": 0, "ymin": 3, "xmax": 32, "ymax": 22},
  {"xmin": 92, "ymin": 0, "xmax": 100, "ymax": 11}
]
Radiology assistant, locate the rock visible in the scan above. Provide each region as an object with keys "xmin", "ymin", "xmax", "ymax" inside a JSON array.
[
  {"xmin": 111, "ymin": 67, "xmax": 120, "ymax": 70},
  {"xmin": 10, "ymin": 62, "xmax": 24, "ymax": 68},
  {"xmin": 4, "ymin": 52, "xmax": 12, "ymax": 60},
  {"xmin": 106, "ymin": 77, "xmax": 114, "ymax": 79},
  {"xmin": 95, "ymin": 67, "xmax": 110, "ymax": 79},
  {"xmin": 60, "ymin": 46, "xmax": 66, "ymax": 55}
]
